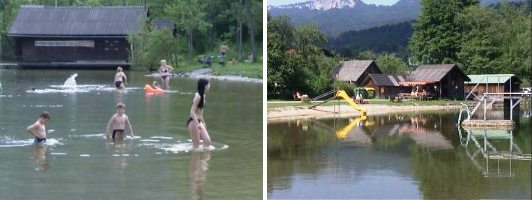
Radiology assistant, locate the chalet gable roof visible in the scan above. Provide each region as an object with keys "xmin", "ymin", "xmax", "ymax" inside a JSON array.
[
  {"xmin": 8, "ymin": 5, "xmax": 147, "ymax": 37},
  {"xmin": 407, "ymin": 64, "xmax": 470, "ymax": 82},
  {"xmin": 335, "ymin": 60, "xmax": 382, "ymax": 82}
]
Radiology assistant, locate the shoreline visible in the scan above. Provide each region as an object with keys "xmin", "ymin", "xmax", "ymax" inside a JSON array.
[
  {"xmin": 179, "ymin": 68, "xmax": 262, "ymax": 83},
  {"xmin": 268, "ymin": 104, "xmax": 461, "ymax": 122}
]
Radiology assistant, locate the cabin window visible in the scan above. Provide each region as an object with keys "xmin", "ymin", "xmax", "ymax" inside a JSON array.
[
  {"xmin": 104, "ymin": 40, "xmax": 120, "ymax": 51},
  {"xmin": 35, "ymin": 40, "xmax": 94, "ymax": 48},
  {"xmin": 380, "ymin": 87, "xmax": 384, "ymax": 94}
]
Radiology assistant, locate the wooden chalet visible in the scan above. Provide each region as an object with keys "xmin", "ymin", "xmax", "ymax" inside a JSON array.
[
  {"xmin": 8, "ymin": 5, "xmax": 147, "ymax": 68},
  {"xmin": 333, "ymin": 60, "xmax": 383, "ymax": 86},
  {"xmin": 405, "ymin": 64, "xmax": 470, "ymax": 100},
  {"xmin": 363, "ymin": 74, "xmax": 410, "ymax": 98}
]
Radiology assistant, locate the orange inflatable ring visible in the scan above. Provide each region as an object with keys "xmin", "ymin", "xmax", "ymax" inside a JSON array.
[{"xmin": 144, "ymin": 85, "xmax": 164, "ymax": 94}]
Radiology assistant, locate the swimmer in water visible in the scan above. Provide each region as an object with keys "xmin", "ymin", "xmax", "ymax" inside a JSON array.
[
  {"xmin": 106, "ymin": 102, "xmax": 134, "ymax": 141},
  {"xmin": 152, "ymin": 81, "xmax": 161, "ymax": 89},
  {"xmin": 159, "ymin": 60, "xmax": 173, "ymax": 89},
  {"xmin": 187, "ymin": 78, "xmax": 212, "ymax": 149},
  {"xmin": 114, "ymin": 66, "xmax": 128, "ymax": 89},
  {"xmin": 26, "ymin": 112, "xmax": 51, "ymax": 144}
]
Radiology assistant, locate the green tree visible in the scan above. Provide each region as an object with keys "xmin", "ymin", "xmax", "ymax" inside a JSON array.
[
  {"xmin": 455, "ymin": 1, "xmax": 531, "ymax": 84},
  {"xmin": 357, "ymin": 50, "xmax": 378, "ymax": 60},
  {"xmin": 376, "ymin": 54, "xmax": 409, "ymax": 75},
  {"xmin": 409, "ymin": 0, "xmax": 479, "ymax": 64},
  {"xmin": 267, "ymin": 16, "xmax": 339, "ymax": 99},
  {"xmin": 165, "ymin": 0, "xmax": 211, "ymax": 58},
  {"xmin": 127, "ymin": 20, "xmax": 183, "ymax": 70}
]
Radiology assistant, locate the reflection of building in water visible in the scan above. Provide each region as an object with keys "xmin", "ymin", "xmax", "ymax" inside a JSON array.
[
  {"xmin": 189, "ymin": 151, "xmax": 211, "ymax": 200},
  {"xmin": 31, "ymin": 145, "xmax": 49, "ymax": 171},
  {"xmin": 458, "ymin": 128, "xmax": 531, "ymax": 177},
  {"xmin": 336, "ymin": 114, "xmax": 453, "ymax": 150}
]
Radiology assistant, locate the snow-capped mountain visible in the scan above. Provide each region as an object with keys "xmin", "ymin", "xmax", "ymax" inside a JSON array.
[{"xmin": 270, "ymin": 0, "xmax": 361, "ymax": 10}]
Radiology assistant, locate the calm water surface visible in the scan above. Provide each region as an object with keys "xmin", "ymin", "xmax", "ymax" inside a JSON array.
[
  {"xmin": 0, "ymin": 69, "xmax": 262, "ymax": 199},
  {"xmin": 268, "ymin": 110, "xmax": 531, "ymax": 199}
]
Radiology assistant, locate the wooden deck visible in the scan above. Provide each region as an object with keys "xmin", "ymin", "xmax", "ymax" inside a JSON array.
[{"xmin": 461, "ymin": 119, "xmax": 514, "ymax": 129}]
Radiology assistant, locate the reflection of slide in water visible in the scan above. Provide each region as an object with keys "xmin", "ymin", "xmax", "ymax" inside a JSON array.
[
  {"xmin": 458, "ymin": 128, "xmax": 531, "ymax": 177},
  {"xmin": 336, "ymin": 116, "xmax": 367, "ymax": 139}
]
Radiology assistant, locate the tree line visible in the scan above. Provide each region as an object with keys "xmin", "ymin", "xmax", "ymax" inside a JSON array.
[
  {"xmin": 0, "ymin": 0, "xmax": 262, "ymax": 70},
  {"xmin": 409, "ymin": 0, "xmax": 531, "ymax": 85}
]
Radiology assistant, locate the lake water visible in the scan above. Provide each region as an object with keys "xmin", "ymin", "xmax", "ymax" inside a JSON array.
[
  {"xmin": 0, "ymin": 69, "xmax": 262, "ymax": 199},
  {"xmin": 268, "ymin": 110, "xmax": 531, "ymax": 199}
]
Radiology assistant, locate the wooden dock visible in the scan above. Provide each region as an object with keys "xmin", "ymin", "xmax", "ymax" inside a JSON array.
[{"xmin": 461, "ymin": 119, "xmax": 514, "ymax": 129}]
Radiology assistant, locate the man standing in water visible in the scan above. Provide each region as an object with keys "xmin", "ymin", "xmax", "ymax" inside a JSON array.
[{"xmin": 26, "ymin": 112, "xmax": 51, "ymax": 144}]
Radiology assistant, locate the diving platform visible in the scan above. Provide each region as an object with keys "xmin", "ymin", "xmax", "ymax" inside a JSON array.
[{"xmin": 461, "ymin": 119, "xmax": 514, "ymax": 129}]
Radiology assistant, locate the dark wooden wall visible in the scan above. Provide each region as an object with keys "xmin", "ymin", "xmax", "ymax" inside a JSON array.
[{"xmin": 16, "ymin": 37, "xmax": 130, "ymax": 62}]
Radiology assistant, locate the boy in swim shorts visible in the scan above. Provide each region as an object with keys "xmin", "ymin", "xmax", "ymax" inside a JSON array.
[
  {"xmin": 106, "ymin": 102, "xmax": 134, "ymax": 141},
  {"xmin": 26, "ymin": 112, "xmax": 51, "ymax": 144}
]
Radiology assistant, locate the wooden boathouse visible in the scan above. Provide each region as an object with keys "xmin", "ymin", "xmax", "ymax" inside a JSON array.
[{"xmin": 8, "ymin": 5, "xmax": 147, "ymax": 68}]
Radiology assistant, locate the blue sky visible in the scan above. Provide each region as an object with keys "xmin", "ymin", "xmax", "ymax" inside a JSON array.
[{"xmin": 268, "ymin": 0, "xmax": 401, "ymax": 6}]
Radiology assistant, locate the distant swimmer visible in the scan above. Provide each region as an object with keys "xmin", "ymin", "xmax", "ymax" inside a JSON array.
[
  {"xmin": 187, "ymin": 78, "xmax": 213, "ymax": 149},
  {"xmin": 114, "ymin": 66, "xmax": 128, "ymax": 89},
  {"xmin": 26, "ymin": 112, "xmax": 51, "ymax": 144},
  {"xmin": 106, "ymin": 103, "xmax": 134, "ymax": 141},
  {"xmin": 152, "ymin": 81, "xmax": 161, "ymax": 89},
  {"xmin": 159, "ymin": 60, "xmax": 173, "ymax": 89}
]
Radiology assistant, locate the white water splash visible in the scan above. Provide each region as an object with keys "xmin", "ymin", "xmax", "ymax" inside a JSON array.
[
  {"xmin": 63, "ymin": 73, "xmax": 78, "ymax": 87},
  {"xmin": 0, "ymin": 136, "xmax": 63, "ymax": 147}
]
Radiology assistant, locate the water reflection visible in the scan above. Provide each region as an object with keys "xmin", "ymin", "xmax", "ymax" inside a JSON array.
[
  {"xmin": 189, "ymin": 151, "xmax": 211, "ymax": 200},
  {"xmin": 105, "ymin": 140, "xmax": 129, "ymax": 173},
  {"xmin": 268, "ymin": 112, "xmax": 531, "ymax": 199},
  {"xmin": 458, "ymin": 128, "xmax": 531, "ymax": 177},
  {"xmin": 30, "ymin": 145, "xmax": 49, "ymax": 171}
]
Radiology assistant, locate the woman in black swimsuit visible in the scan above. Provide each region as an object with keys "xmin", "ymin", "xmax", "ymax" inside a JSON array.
[
  {"xmin": 159, "ymin": 60, "xmax": 172, "ymax": 89},
  {"xmin": 187, "ymin": 78, "xmax": 212, "ymax": 149}
]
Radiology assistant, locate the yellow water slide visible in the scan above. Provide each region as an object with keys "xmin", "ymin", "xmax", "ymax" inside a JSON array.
[
  {"xmin": 336, "ymin": 116, "xmax": 367, "ymax": 139},
  {"xmin": 335, "ymin": 90, "xmax": 367, "ymax": 116}
]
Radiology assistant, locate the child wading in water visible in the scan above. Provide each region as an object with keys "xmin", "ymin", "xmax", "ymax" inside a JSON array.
[
  {"xmin": 106, "ymin": 103, "xmax": 134, "ymax": 141},
  {"xmin": 187, "ymin": 78, "xmax": 213, "ymax": 150},
  {"xmin": 26, "ymin": 112, "xmax": 51, "ymax": 144},
  {"xmin": 114, "ymin": 66, "xmax": 128, "ymax": 89}
]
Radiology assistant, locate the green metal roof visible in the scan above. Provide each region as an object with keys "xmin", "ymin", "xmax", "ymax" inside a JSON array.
[{"xmin": 465, "ymin": 74, "xmax": 516, "ymax": 84}]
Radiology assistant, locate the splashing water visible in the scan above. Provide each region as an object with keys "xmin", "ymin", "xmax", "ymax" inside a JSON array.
[{"xmin": 63, "ymin": 73, "xmax": 78, "ymax": 87}]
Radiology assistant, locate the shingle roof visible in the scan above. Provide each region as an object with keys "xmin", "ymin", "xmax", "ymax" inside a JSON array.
[
  {"xmin": 466, "ymin": 74, "xmax": 517, "ymax": 84},
  {"xmin": 152, "ymin": 19, "xmax": 174, "ymax": 31},
  {"xmin": 368, "ymin": 74, "xmax": 406, "ymax": 86},
  {"xmin": 335, "ymin": 60, "xmax": 376, "ymax": 82},
  {"xmin": 8, "ymin": 5, "xmax": 146, "ymax": 37},
  {"xmin": 407, "ymin": 64, "xmax": 469, "ymax": 82}
]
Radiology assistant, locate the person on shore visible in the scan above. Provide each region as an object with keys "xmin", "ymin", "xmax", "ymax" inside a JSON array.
[
  {"xmin": 114, "ymin": 66, "xmax": 128, "ymax": 89},
  {"xmin": 106, "ymin": 103, "xmax": 134, "ymax": 141},
  {"xmin": 187, "ymin": 78, "xmax": 213, "ymax": 150},
  {"xmin": 244, "ymin": 52, "xmax": 254, "ymax": 63},
  {"xmin": 159, "ymin": 60, "xmax": 173, "ymax": 89},
  {"xmin": 26, "ymin": 112, "xmax": 51, "ymax": 144},
  {"xmin": 220, "ymin": 42, "xmax": 229, "ymax": 57}
]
